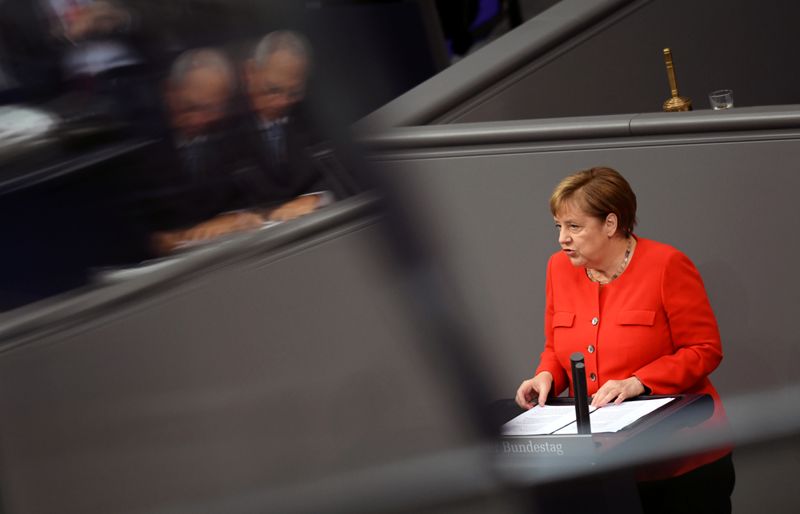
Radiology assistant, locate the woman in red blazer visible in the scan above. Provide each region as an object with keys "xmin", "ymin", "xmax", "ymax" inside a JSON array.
[{"xmin": 515, "ymin": 167, "xmax": 734, "ymax": 513}]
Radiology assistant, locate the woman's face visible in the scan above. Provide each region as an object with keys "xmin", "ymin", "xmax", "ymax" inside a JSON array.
[{"xmin": 553, "ymin": 200, "xmax": 615, "ymax": 269}]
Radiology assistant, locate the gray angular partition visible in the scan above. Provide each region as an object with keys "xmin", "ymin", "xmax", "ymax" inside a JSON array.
[
  {"xmin": 2, "ymin": 109, "xmax": 796, "ymax": 513},
  {"xmin": 0, "ymin": 196, "xmax": 511, "ymax": 514},
  {"xmin": 1, "ymin": 112, "xmax": 798, "ymax": 513}
]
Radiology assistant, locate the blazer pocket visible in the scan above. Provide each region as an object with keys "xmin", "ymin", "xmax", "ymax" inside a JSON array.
[
  {"xmin": 617, "ymin": 310, "xmax": 656, "ymax": 326},
  {"xmin": 553, "ymin": 311, "xmax": 575, "ymax": 328}
]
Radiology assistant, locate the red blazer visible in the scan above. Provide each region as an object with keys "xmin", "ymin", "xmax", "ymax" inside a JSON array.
[{"xmin": 535, "ymin": 236, "xmax": 729, "ymax": 478}]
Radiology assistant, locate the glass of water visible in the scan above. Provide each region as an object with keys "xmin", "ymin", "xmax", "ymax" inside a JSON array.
[{"xmin": 708, "ymin": 89, "xmax": 734, "ymax": 110}]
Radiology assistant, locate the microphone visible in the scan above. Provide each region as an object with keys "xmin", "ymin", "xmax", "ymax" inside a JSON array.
[{"xmin": 571, "ymin": 352, "xmax": 592, "ymax": 434}]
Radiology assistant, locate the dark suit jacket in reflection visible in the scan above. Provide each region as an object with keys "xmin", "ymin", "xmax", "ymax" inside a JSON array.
[
  {"xmin": 131, "ymin": 118, "xmax": 254, "ymax": 233},
  {"xmin": 234, "ymin": 103, "xmax": 327, "ymax": 208}
]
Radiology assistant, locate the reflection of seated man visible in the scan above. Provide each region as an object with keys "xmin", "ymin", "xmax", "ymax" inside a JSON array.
[
  {"xmin": 0, "ymin": 0, "xmax": 143, "ymax": 99},
  {"xmin": 242, "ymin": 30, "xmax": 331, "ymax": 221},
  {"xmin": 147, "ymin": 48, "xmax": 263, "ymax": 255}
]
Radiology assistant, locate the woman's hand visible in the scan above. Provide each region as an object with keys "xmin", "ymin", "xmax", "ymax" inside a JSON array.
[
  {"xmin": 515, "ymin": 371, "xmax": 553, "ymax": 410},
  {"xmin": 591, "ymin": 376, "xmax": 646, "ymax": 408}
]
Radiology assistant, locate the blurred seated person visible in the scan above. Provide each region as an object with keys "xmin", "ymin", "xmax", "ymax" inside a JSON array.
[
  {"xmin": 0, "ymin": 0, "xmax": 149, "ymax": 101},
  {"xmin": 139, "ymin": 47, "xmax": 264, "ymax": 255},
  {"xmin": 0, "ymin": 0, "xmax": 166, "ymax": 140},
  {"xmin": 241, "ymin": 30, "xmax": 332, "ymax": 222}
]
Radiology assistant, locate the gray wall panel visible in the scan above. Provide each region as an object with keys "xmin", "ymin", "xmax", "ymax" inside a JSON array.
[{"xmin": 370, "ymin": 134, "xmax": 800, "ymax": 400}]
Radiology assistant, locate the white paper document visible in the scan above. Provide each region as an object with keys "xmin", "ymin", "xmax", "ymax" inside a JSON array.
[
  {"xmin": 501, "ymin": 404, "xmax": 586, "ymax": 436},
  {"xmin": 502, "ymin": 397, "xmax": 676, "ymax": 436}
]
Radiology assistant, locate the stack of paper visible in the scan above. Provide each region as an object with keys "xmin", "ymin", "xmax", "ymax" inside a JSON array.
[{"xmin": 501, "ymin": 398, "xmax": 675, "ymax": 436}]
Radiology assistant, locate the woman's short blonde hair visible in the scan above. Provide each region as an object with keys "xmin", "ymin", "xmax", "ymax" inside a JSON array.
[{"xmin": 550, "ymin": 167, "xmax": 637, "ymax": 237}]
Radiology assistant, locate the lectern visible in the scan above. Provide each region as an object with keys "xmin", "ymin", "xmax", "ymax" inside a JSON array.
[{"xmin": 494, "ymin": 393, "xmax": 713, "ymax": 474}]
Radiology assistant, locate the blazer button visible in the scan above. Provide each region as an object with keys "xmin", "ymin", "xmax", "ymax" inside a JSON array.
[
  {"xmin": 589, "ymin": 372, "xmax": 597, "ymax": 381},
  {"xmin": 591, "ymin": 317, "xmax": 599, "ymax": 326},
  {"xmin": 587, "ymin": 345, "xmax": 595, "ymax": 354}
]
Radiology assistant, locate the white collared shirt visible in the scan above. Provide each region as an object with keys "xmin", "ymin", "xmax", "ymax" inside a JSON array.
[{"xmin": 258, "ymin": 116, "xmax": 289, "ymax": 132}]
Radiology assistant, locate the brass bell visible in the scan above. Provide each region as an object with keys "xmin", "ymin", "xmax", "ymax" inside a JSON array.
[{"xmin": 662, "ymin": 48, "xmax": 692, "ymax": 112}]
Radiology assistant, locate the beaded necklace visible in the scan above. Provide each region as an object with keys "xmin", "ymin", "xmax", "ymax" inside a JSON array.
[{"xmin": 586, "ymin": 237, "xmax": 633, "ymax": 284}]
